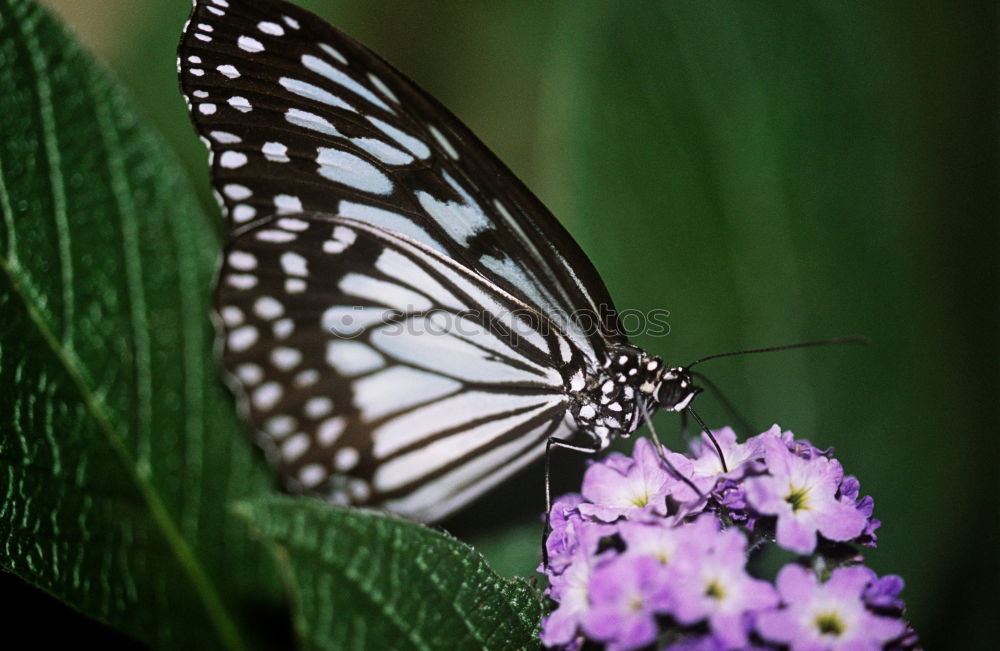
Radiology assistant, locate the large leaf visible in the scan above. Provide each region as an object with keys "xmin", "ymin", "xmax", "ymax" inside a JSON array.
[
  {"xmin": 0, "ymin": 0, "xmax": 282, "ymax": 647},
  {"xmin": 237, "ymin": 496, "xmax": 544, "ymax": 651}
]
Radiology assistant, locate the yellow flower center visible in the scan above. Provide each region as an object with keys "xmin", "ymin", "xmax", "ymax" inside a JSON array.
[
  {"xmin": 814, "ymin": 612, "xmax": 845, "ymax": 636},
  {"xmin": 784, "ymin": 485, "xmax": 810, "ymax": 512}
]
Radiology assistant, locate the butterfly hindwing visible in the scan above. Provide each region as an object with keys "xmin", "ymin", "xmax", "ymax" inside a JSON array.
[
  {"xmin": 218, "ymin": 214, "xmax": 578, "ymax": 521},
  {"xmin": 178, "ymin": 0, "xmax": 626, "ymax": 358}
]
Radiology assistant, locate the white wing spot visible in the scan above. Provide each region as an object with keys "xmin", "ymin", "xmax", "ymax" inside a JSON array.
[
  {"xmin": 274, "ymin": 194, "xmax": 303, "ymax": 213},
  {"xmin": 271, "ymin": 347, "xmax": 302, "ymax": 370},
  {"xmin": 322, "ymin": 225, "xmax": 357, "ymax": 254},
  {"xmin": 197, "ymin": 23, "xmax": 214, "ymax": 32},
  {"xmin": 415, "ymin": 172, "xmax": 489, "ymax": 245},
  {"xmin": 298, "ymin": 464, "xmax": 327, "ymax": 487},
  {"xmin": 253, "ymin": 296, "xmax": 284, "ymax": 320},
  {"xmin": 252, "ymin": 382, "xmax": 283, "ymax": 410},
  {"xmin": 281, "ymin": 434, "xmax": 310, "ymax": 462},
  {"xmin": 350, "ymin": 137, "xmax": 413, "ymax": 165},
  {"xmin": 349, "ymin": 480, "xmax": 370, "ymax": 501},
  {"xmin": 366, "ymin": 116, "xmax": 430, "ymax": 159},
  {"xmin": 429, "ymin": 125, "xmax": 459, "ymax": 159},
  {"xmin": 220, "ymin": 305, "xmax": 243, "ymax": 326},
  {"xmin": 339, "ymin": 273, "xmax": 432, "ymax": 312},
  {"xmin": 304, "ymin": 397, "xmax": 333, "ymax": 419},
  {"xmin": 281, "ymin": 252, "xmax": 308, "ymax": 277},
  {"xmin": 194, "ymin": 34, "xmax": 212, "ymax": 43},
  {"xmin": 207, "ymin": 6, "xmax": 224, "ymax": 16},
  {"xmin": 227, "ymin": 250, "xmax": 257, "ymax": 271},
  {"xmin": 283, "ymin": 15, "xmax": 300, "ymax": 30},
  {"xmin": 302, "ymin": 54, "xmax": 391, "ymax": 112},
  {"xmin": 235, "ymin": 362, "xmax": 262, "ymax": 386},
  {"xmin": 318, "ymin": 43, "xmax": 348, "ymax": 65},
  {"xmin": 263, "ymin": 141, "xmax": 290, "ymax": 163},
  {"xmin": 226, "ymin": 273, "xmax": 258, "ymax": 290},
  {"xmin": 265, "ymin": 415, "xmax": 296, "ymax": 437},
  {"xmin": 228, "ymin": 325, "xmax": 258, "ymax": 352},
  {"xmin": 210, "ymin": 130, "xmax": 241, "ymax": 143},
  {"xmin": 285, "ymin": 108, "xmax": 342, "ymax": 137},
  {"xmin": 285, "ymin": 279, "xmax": 306, "ymax": 294},
  {"xmin": 321, "ymin": 306, "xmax": 392, "ymax": 337},
  {"xmin": 335, "ymin": 447, "xmax": 359, "ymax": 471},
  {"xmin": 294, "ymin": 369, "xmax": 319, "ymax": 387},
  {"xmin": 198, "ymin": 103, "xmax": 216, "ymax": 115},
  {"xmin": 228, "ymin": 96, "xmax": 252, "ymax": 113},
  {"xmin": 367, "ymin": 73, "xmax": 399, "ymax": 104},
  {"xmin": 280, "ymin": 77, "xmax": 356, "ymax": 112},
  {"xmin": 338, "ymin": 201, "xmax": 441, "ymax": 252},
  {"xmin": 258, "ymin": 21, "xmax": 285, "ymax": 36},
  {"xmin": 232, "ymin": 204, "xmax": 256, "ymax": 222},
  {"xmin": 220, "ymin": 151, "xmax": 247, "ymax": 169},
  {"xmin": 238, "ymin": 36, "xmax": 264, "ymax": 52},
  {"xmin": 273, "ymin": 317, "xmax": 295, "ymax": 338},
  {"xmin": 211, "ymin": 0, "xmax": 229, "ymax": 7},
  {"xmin": 255, "ymin": 229, "xmax": 296, "ymax": 243},
  {"xmin": 193, "ymin": 90, "xmax": 209, "ymax": 99},
  {"xmin": 189, "ymin": 68, "xmax": 205, "ymax": 76},
  {"xmin": 223, "ymin": 184, "xmax": 252, "ymax": 200},
  {"xmin": 277, "ymin": 217, "xmax": 309, "ymax": 231},
  {"xmin": 187, "ymin": 55, "xmax": 202, "ymax": 64},
  {"xmin": 217, "ymin": 64, "xmax": 240, "ymax": 79},
  {"xmin": 316, "ymin": 147, "xmax": 392, "ymax": 194},
  {"xmin": 318, "ymin": 417, "xmax": 346, "ymax": 446},
  {"xmin": 325, "ymin": 340, "xmax": 385, "ymax": 375}
]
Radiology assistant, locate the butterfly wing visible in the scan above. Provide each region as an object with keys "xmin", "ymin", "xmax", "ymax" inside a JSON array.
[
  {"xmin": 178, "ymin": 0, "xmax": 626, "ymax": 358},
  {"xmin": 218, "ymin": 214, "xmax": 577, "ymax": 521}
]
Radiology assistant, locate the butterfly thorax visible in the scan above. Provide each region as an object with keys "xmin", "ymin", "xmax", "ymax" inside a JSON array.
[
  {"xmin": 570, "ymin": 346, "xmax": 663, "ymax": 449},
  {"xmin": 570, "ymin": 346, "xmax": 703, "ymax": 450}
]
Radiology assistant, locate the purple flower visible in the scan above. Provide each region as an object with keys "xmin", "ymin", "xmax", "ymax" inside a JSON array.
[
  {"xmin": 541, "ymin": 525, "xmax": 609, "ymax": 648},
  {"xmin": 579, "ymin": 437, "xmax": 676, "ymax": 521},
  {"xmin": 618, "ymin": 519, "xmax": 686, "ymax": 565},
  {"xmin": 666, "ymin": 427, "xmax": 768, "ymax": 503},
  {"xmin": 667, "ymin": 518, "xmax": 780, "ymax": 648},
  {"xmin": 543, "ymin": 494, "xmax": 614, "ymax": 575},
  {"xmin": 862, "ymin": 574, "xmax": 906, "ymax": 613},
  {"xmin": 756, "ymin": 564, "xmax": 906, "ymax": 650},
  {"xmin": 582, "ymin": 553, "xmax": 671, "ymax": 650},
  {"xmin": 745, "ymin": 436, "xmax": 868, "ymax": 553},
  {"xmin": 839, "ymin": 475, "xmax": 881, "ymax": 547},
  {"xmin": 779, "ymin": 428, "xmax": 833, "ymax": 460}
]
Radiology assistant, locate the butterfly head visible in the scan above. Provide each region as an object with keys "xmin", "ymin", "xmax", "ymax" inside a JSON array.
[{"xmin": 653, "ymin": 366, "xmax": 702, "ymax": 412}]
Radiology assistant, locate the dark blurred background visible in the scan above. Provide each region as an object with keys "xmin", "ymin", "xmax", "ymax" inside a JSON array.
[{"xmin": 22, "ymin": 1, "xmax": 996, "ymax": 648}]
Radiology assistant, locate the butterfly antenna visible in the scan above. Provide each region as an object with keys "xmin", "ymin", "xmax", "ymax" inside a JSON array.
[
  {"xmin": 690, "ymin": 371, "xmax": 754, "ymax": 438},
  {"xmin": 642, "ymin": 407, "xmax": 704, "ymax": 499},
  {"xmin": 687, "ymin": 406, "xmax": 728, "ymax": 473},
  {"xmin": 687, "ymin": 335, "xmax": 871, "ymax": 368}
]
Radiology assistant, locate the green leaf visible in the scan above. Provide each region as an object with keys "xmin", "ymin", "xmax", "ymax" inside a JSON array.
[
  {"xmin": 237, "ymin": 496, "xmax": 544, "ymax": 651},
  {"xmin": 0, "ymin": 1, "xmax": 282, "ymax": 647}
]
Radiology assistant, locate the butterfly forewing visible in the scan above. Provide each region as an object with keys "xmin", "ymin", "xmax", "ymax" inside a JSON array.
[
  {"xmin": 178, "ymin": 0, "xmax": 636, "ymax": 520},
  {"xmin": 218, "ymin": 215, "xmax": 576, "ymax": 521},
  {"xmin": 178, "ymin": 0, "xmax": 626, "ymax": 357}
]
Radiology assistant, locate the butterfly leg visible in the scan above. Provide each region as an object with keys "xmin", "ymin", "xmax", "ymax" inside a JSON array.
[{"xmin": 541, "ymin": 437, "xmax": 600, "ymax": 568}]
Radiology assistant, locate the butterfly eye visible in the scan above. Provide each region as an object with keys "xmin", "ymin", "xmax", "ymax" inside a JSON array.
[{"xmin": 655, "ymin": 370, "xmax": 701, "ymax": 413}]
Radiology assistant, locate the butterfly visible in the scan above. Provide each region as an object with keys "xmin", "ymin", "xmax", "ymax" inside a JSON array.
[{"xmin": 177, "ymin": 0, "xmax": 703, "ymax": 523}]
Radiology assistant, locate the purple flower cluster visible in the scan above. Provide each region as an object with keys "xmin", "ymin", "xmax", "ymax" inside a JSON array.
[{"xmin": 540, "ymin": 425, "xmax": 917, "ymax": 650}]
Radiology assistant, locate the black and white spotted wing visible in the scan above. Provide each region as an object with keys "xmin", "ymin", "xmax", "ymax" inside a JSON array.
[
  {"xmin": 178, "ymin": 0, "xmax": 625, "ymax": 358},
  {"xmin": 178, "ymin": 0, "xmax": 642, "ymax": 521},
  {"xmin": 218, "ymin": 215, "xmax": 578, "ymax": 522}
]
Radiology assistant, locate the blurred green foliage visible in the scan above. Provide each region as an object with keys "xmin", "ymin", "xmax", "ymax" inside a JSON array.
[{"xmin": 24, "ymin": 1, "xmax": 996, "ymax": 648}]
